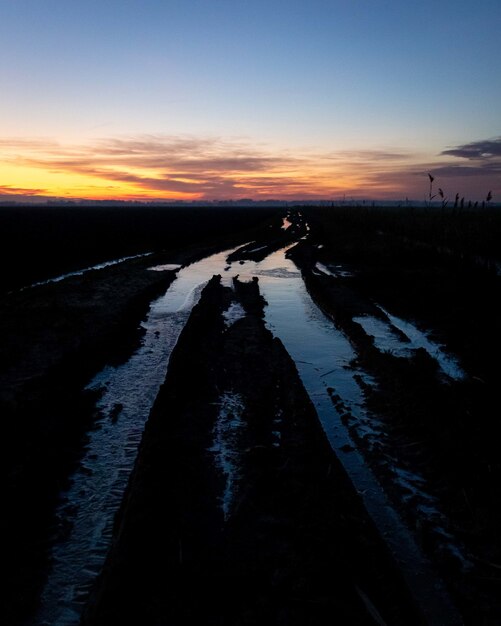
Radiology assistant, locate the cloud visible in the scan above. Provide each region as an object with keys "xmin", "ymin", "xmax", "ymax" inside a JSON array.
[
  {"xmin": 1, "ymin": 134, "xmax": 500, "ymax": 201},
  {"xmin": 427, "ymin": 137, "xmax": 501, "ymax": 193},
  {"xmin": 0, "ymin": 138, "xmax": 59, "ymax": 151},
  {"xmin": 440, "ymin": 137, "xmax": 501, "ymax": 160},
  {"xmin": 353, "ymin": 137, "xmax": 501, "ymax": 199},
  {"xmin": 1, "ymin": 134, "xmax": 340, "ymax": 199},
  {"xmin": 0, "ymin": 184, "xmax": 47, "ymax": 196},
  {"xmin": 331, "ymin": 149, "xmax": 412, "ymax": 162},
  {"xmin": 85, "ymin": 136, "xmax": 288, "ymax": 172},
  {"xmin": 428, "ymin": 163, "xmax": 501, "ymax": 177}
]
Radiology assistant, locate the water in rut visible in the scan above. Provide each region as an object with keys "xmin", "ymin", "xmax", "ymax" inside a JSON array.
[{"xmin": 33, "ymin": 239, "xmax": 463, "ymax": 625}]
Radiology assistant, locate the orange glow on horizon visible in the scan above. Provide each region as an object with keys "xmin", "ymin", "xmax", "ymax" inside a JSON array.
[
  {"xmin": 0, "ymin": 166, "xmax": 391, "ymax": 201},
  {"xmin": 3, "ymin": 134, "xmax": 491, "ymax": 202},
  {"xmin": 0, "ymin": 161, "xmax": 361, "ymax": 201},
  {"xmin": 0, "ymin": 162, "xmax": 203, "ymax": 201}
]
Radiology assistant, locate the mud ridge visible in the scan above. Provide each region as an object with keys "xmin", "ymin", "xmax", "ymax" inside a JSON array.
[
  {"xmin": 82, "ymin": 274, "xmax": 420, "ymax": 625},
  {"xmin": 1, "ymin": 260, "xmax": 179, "ymax": 624},
  {"xmin": 288, "ymin": 231, "xmax": 501, "ymax": 623}
]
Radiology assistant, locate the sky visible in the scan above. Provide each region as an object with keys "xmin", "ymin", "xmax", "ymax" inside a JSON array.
[{"xmin": 1, "ymin": 0, "xmax": 500, "ymax": 202}]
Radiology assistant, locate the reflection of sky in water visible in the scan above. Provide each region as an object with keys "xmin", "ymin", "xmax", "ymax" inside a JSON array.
[
  {"xmin": 35, "ymin": 245, "xmax": 245, "ymax": 626},
  {"xmin": 36, "ymin": 240, "xmax": 462, "ymax": 626},
  {"xmin": 253, "ymin": 248, "xmax": 461, "ymax": 621}
]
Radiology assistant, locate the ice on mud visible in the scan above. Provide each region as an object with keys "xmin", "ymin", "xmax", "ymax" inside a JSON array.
[
  {"xmin": 18, "ymin": 252, "xmax": 154, "ymax": 292},
  {"xmin": 148, "ymin": 263, "xmax": 182, "ymax": 272},
  {"xmin": 353, "ymin": 315, "xmax": 413, "ymax": 357},
  {"xmin": 245, "ymin": 244, "xmax": 270, "ymax": 254},
  {"xmin": 208, "ymin": 393, "xmax": 246, "ymax": 520},
  {"xmin": 354, "ymin": 309, "xmax": 465, "ymax": 381},
  {"xmin": 380, "ymin": 308, "xmax": 465, "ymax": 380},
  {"xmin": 223, "ymin": 302, "xmax": 247, "ymax": 328},
  {"xmin": 314, "ymin": 262, "xmax": 353, "ymax": 278}
]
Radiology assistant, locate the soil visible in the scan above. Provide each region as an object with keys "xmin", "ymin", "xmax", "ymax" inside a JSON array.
[
  {"xmin": 0, "ymin": 220, "xmax": 275, "ymax": 625},
  {"xmin": 288, "ymin": 208, "xmax": 501, "ymax": 624},
  {"xmin": 5, "ymin": 205, "xmax": 500, "ymax": 625},
  {"xmin": 81, "ymin": 275, "xmax": 421, "ymax": 625},
  {"xmin": 0, "ymin": 205, "xmax": 279, "ymax": 293},
  {"xmin": 0, "ymin": 258, "xmax": 179, "ymax": 624}
]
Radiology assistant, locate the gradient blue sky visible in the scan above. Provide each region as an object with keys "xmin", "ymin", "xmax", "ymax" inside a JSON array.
[{"xmin": 1, "ymin": 0, "xmax": 500, "ymax": 200}]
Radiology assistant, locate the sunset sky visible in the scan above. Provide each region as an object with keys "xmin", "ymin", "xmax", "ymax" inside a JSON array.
[{"xmin": 1, "ymin": 0, "xmax": 500, "ymax": 202}]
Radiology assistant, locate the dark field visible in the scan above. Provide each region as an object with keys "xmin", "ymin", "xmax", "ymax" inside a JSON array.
[
  {"xmin": 2, "ymin": 204, "xmax": 501, "ymax": 625},
  {"xmin": 0, "ymin": 205, "xmax": 277, "ymax": 292},
  {"xmin": 293, "ymin": 205, "xmax": 501, "ymax": 623},
  {"xmin": 0, "ymin": 205, "xmax": 278, "ymax": 624}
]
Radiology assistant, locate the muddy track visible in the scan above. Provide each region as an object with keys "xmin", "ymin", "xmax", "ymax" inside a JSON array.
[
  {"xmin": 0, "ymin": 211, "xmax": 288, "ymax": 624},
  {"xmin": 288, "ymin": 235, "xmax": 501, "ymax": 623},
  {"xmin": 7, "ymin": 206, "xmax": 500, "ymax": 625},
  {"xmin": 226, "ymin": 214, "xmax": 307, "ymax": 263},
  {"xmin": 0, "ymin": 260, "xmax": 182, "ymax": 624},
  {"xmin": 82, "ymin": 275, "xmax": 420, "ymax": 625},
  {"xmin": 1, "ymin": 233, "xmax": 270, "ymax": 625}
]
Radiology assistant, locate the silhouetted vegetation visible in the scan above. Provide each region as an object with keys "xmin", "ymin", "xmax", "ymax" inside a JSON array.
[{"xmin": 303, "ymin": 203, "xmax": 501, "ymax": 269}]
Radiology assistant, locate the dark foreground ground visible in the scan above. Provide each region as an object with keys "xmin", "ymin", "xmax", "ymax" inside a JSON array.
[
  {"xmin": 0, "ymin": 205, "xmax": 277, "ymax": 293},
  {"xmin": 2, "ymin": 204, "xmax": 501, "ymax": 625},
  {"xmin": 290, "ymin": 206, "xmax": 501, "ymax": 623},
  {"xmin": 0, "ymin": 206, "xmax": 278, "ymax": 624},
  {"xmin": 82, "ymin": 275, "xmax": 419, "ymax": 626}
]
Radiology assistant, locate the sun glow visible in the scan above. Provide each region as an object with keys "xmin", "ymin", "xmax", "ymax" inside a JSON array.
[
  {"xmin": 1, "ymin": 134, "xmax": 499, "ymax": 202},
  {"xmin": 0, "ymin": 137, "xmax": 361, "ymax": 201},
  {"xmin": 0, "ymin": 157, "xmax": 392, "ymax": 201}
]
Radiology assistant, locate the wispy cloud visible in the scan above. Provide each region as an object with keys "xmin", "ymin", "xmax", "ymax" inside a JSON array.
[
  {"xmin": 331, "ymin": 149, "xmax": 412, "ymax": 162},
  {"xmin": 0, "ymin": 138, "xmax": 59, "ymax": 152},
  {"xmin": 0, "ymin": 184, "xmax": 47, "ymax": 196},
  {"xmin": 357, "ymin": 137, "xmax": 501, "ymax": 199},
  {"xmin": 0, "ymin": 135, "xmax": 349, "ymax": 199},
  {"xmin": 0, "ymin": 134, "xmax": 499, "ymax": 201},
  {"xmin": 441, "ymin": 137, "xmax": 501, "ymax": 160},
  {"xmin": 428, "ymin": 163, "xmax": 501, "ymax": 177}
]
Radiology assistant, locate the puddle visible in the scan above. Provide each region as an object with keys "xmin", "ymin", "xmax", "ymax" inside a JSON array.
[
  {"xmin": 32, "ymin": 246, "xmax": 245, "ymax": 626},
  {"xmin": 33, "ymin": 238, "xmax": 463, "ymax": 626}
]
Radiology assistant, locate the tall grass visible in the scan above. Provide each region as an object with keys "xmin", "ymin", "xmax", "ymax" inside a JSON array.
[{"xmin": 301, "ymin": 204, "xmax": 501, "ymax": 265}]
